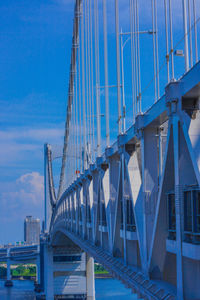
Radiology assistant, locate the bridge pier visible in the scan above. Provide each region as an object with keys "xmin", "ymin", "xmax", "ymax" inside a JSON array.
[
  {"xmin": 6, "ymin": 259, "xmax": 11, "ymax": 281},
  {"xmin": 41, "ymin": 233, "xmax": 95, "ymax": 300},
  {"xmin": 43, "ymin": 244, "xmax": 54, "ymax": 300},
  {"xmin": 36, "ymin": 253, "xmax": 41, "ymax": 285},
  {"xmin": 86, "ymin": 254, "xmax": 95, "ymax": 300},
  {"xmin": 5, "ymin": 249, "xmax": 13, "ymax": 287}
]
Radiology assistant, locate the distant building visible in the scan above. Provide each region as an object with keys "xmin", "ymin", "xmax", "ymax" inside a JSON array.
[{"xmin": 24, "ymin": 216, "xmax": 40, "ymax": 244}]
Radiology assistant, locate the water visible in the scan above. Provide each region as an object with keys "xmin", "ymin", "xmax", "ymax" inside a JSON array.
[
  {"xmin": 0, "ymin": 279, "xmax": 138, "ymax": 299},
  {"xmin": 0, "ymin": 280, "xmax": 35, "ymax": 299}
]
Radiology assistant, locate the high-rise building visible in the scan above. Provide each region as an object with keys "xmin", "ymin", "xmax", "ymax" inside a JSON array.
[{"xmin": 24, "ymin": 216, "xmax": 40, "ymax": 244}]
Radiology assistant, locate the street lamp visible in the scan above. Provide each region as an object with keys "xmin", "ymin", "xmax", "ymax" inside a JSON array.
[{"xmin": 120, "ymin": 29, "xmax": 155, "ymax": 133}]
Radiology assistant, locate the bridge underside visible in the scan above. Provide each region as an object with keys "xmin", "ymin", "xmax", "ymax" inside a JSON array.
[
  {"xmin": 40, "ymin": 230, "xmax": 95, "ymax": 300},
  {"xmin": 53, "ymin": 222, "xmax": 177, "ymax": 300}
]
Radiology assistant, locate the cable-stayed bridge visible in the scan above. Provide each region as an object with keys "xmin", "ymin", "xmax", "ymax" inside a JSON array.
[{"xmin": 41, "ymin": 0, "xmax": 200, "ymax": 299}]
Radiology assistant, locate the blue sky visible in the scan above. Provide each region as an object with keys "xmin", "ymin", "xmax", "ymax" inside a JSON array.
[
  {"xmin": 0, "ymin": 0, "xmax": 199, "ymax": 244},
  {"xmin": 0, "ymin": 0, "xmax": 75, "ymax": 243}
]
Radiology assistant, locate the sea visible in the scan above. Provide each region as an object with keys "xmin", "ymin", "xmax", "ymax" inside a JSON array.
[{"xmin": 0, "ymin": 279, "xmax": 139, "ymax": 300}]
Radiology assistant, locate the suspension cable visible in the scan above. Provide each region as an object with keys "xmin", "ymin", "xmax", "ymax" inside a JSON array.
[
  {"xmin": 154, "ymin": 0, "xmax": 160, "ymax": 98},
  {"xmin": 188, "ymin": 0, "xmax": 193, "ymax": 67},
  {"xmin": 152, "ymin": 0, "xmax": 157, "ymax": 102},
  {"xmin": 94, "ymin": 0, "xmax": 101, "ymax": 156},
  {"xmin": 57, "ymin": 0, "xmax": 82, "ymax": 200},
  {"xmin": 193, "ymin": 0, "xmax": 198, "ymax": 63}
]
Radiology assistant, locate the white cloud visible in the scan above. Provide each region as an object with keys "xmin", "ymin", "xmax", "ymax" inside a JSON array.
[
  {"xmin": 0, "ymin": 172, "xmax": 44, "ymax": 222},
  {"xmin": 0, "ymin": 127, "xmax": 64, "ymax": 166},
  {"xmin": 17, "ymin": 172, "xmax": 44, "ymax": 204},
  {"xmin": 0, "ymin": 128, "xmax": 64, "ymax": 142}
]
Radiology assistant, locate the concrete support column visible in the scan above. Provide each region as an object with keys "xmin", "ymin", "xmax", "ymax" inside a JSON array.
[
  {"xmin": 86, "ymin": 253, "xmax": 95, "ymax": 300},
  {"xmin": 7, "ymin": 259, "xmax": 11, "ymax": 281},
  {"xmin": 5, "ymin": 248, "xmax": 13, "ymax": 287},
  {"xmin": 36, "ymin": 254, "xmax": 41, "ymax": 284},
  {"xmin": 44, "ymin": 244, "xmax": 54, "ymax": 300}
]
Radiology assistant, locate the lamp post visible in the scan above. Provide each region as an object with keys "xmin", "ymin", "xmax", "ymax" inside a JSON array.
[{"xmin": 120, "ymin": 29, "xmax": 154, "ymax": 133}]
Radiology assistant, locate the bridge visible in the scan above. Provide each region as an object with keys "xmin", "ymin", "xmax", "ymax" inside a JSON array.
[
  {"xmin": 0, "ymin": 245, "xmax": 40, "ymax": 286},
  {"xmin": 41, "ymin": 0, "xmax": 200, "ymax": 299}
]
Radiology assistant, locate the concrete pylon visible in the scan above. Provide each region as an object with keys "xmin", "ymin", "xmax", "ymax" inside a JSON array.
[
  {"xmin": 5, "ymin": 248, "xmax": 13, "ymax": 287},
  {"xmin": 36, "ymin": 254, "xmax": 41, "ymax": 284},
  {"xmin": 7, "ymin": 259, "xmax": 11, "ymax": 281},
  {"xmin": 86, "ymin": 253, "xmax": 95, "ymax": 300},
  {"xmin": 44, "ymin": 244, "xmax": 54, "ymax": 300}
]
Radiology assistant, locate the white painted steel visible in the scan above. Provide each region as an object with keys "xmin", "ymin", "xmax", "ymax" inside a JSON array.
[
  {"xmin": 182, "ymin": 0, "xmax": 189, "ymax": 71},
  {"xmin": 94, "ymin": 0, "xmax": 101, "ymax": 157},
  {"xmin": 103, "ymin": 0, "xmax": 110, "ymax": 147},
  {"xmin": 115, "ymin": 0, "xmax": 122, "ymax": 134}
]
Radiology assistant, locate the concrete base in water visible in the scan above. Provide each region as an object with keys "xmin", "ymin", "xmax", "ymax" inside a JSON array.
[
  {"xmin": 4, "ymin": 280, "xmax": 13, "ymax": 287},
  {"xmin": 36, "ymin": 295, "xmax": 86, "ymax": 300}
]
